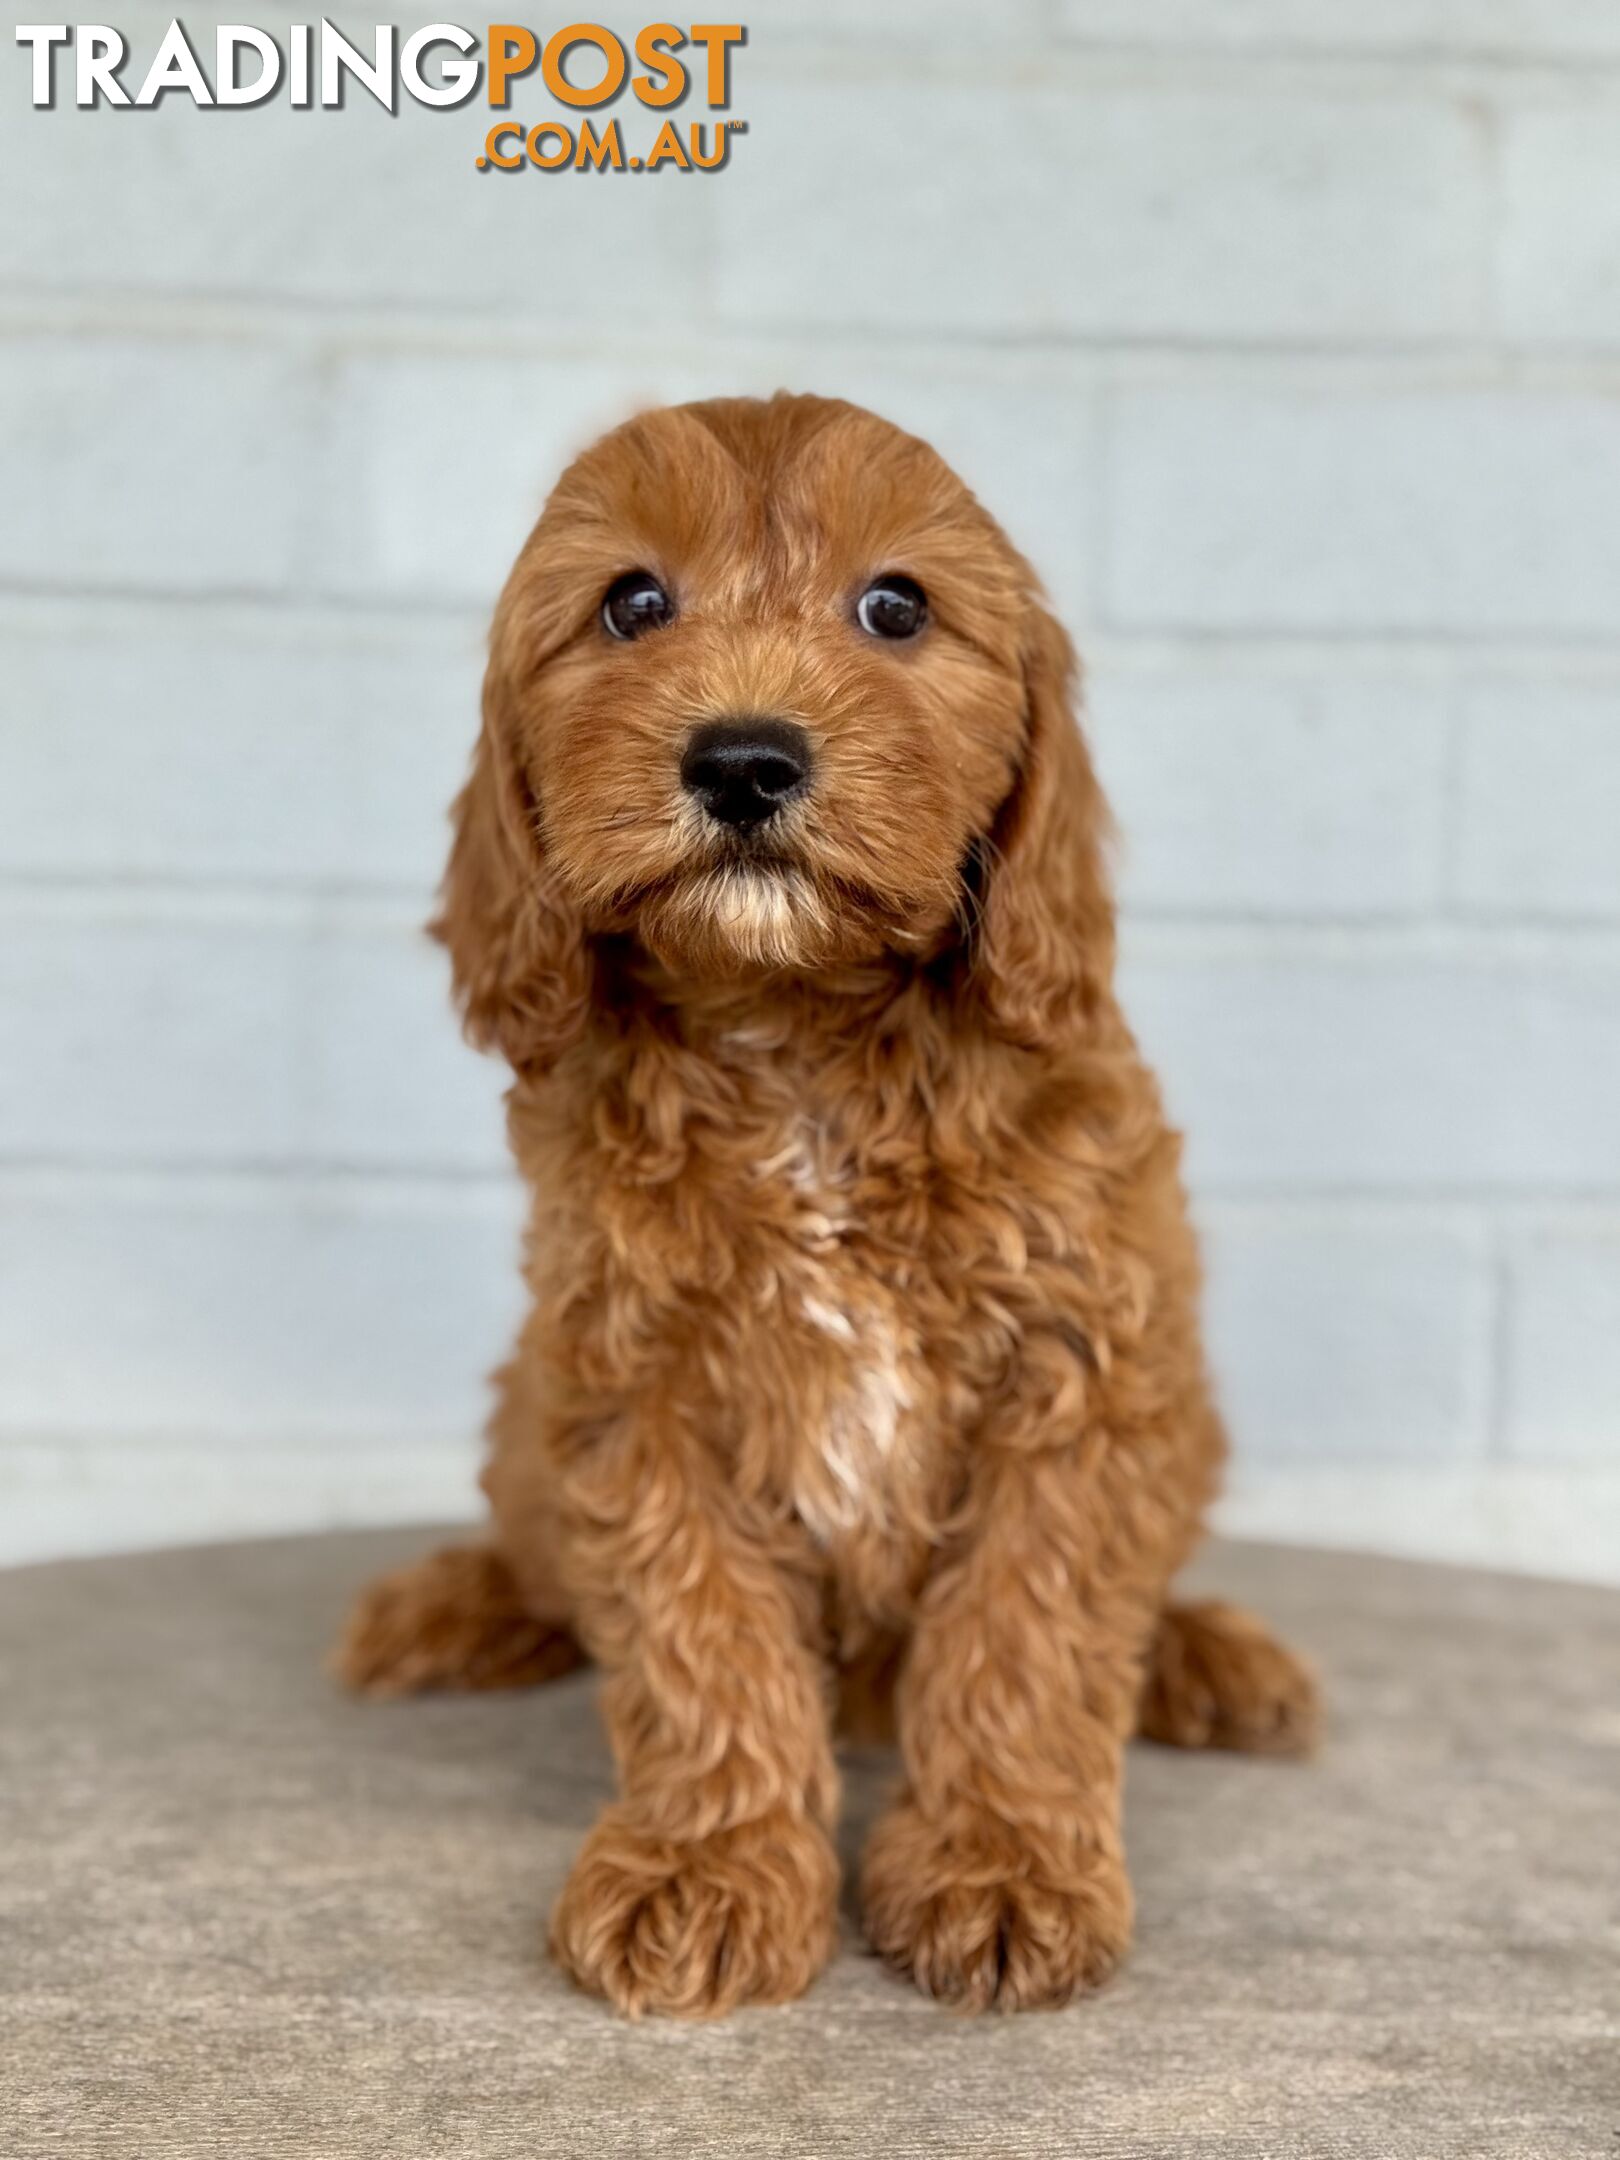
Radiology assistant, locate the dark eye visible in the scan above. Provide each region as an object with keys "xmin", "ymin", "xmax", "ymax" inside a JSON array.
[
  {"xmin": 856, "ymin": 575, "xmax": 927, "ymax": 640},
  {"xmin": 602, "ymin": 570, "xmax": 675, "ymax": 640}
]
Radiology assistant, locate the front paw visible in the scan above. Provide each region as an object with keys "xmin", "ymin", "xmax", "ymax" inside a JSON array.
[
  {"xmin": 861, "ymin": 1796, "xmax": 1132, "ymax": 2012},
  {"xmin": 550, "ymin": 1803, "xmax": 839, "ymax": 2018}
]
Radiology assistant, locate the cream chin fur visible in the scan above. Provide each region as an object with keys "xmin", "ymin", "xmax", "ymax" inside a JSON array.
[{"xmin": 682, "ymin": 865, "xmax": 831, "ymax": 968}]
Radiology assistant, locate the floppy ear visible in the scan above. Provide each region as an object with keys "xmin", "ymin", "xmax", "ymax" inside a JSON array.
[
  {"xmin": 431, "ymin": 670, "xmax": 591, "ymax": 1078},
  {"xmin": 972, "ymin": 600, "xmax": 1117, "ymax": 1049}
]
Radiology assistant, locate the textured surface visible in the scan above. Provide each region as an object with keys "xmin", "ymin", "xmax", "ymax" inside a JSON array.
[{"xmin": 3, "ymin": 1527, "xmax": 1617, "ymax": 2158}]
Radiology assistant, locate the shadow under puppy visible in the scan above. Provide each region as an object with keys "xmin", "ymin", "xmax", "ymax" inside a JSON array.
[{"xmin": 335, "ymin": 393, "xmax": 1318, "ymax": 2017}]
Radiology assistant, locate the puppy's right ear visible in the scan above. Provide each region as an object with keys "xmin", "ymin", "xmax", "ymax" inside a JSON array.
[{"xmin": 431, "ymin": 672, "xmax": 590, "ymax": 1077}]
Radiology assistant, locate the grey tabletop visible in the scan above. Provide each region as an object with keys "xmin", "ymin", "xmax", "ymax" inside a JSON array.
[{"xmin": 2, "ymin": 1525, "xmax": 1616, "ymax": 2159}]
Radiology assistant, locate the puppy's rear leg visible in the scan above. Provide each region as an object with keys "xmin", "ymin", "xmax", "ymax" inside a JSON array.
[
  {"xmin": 1137, "ymin": 1599, "xmax": 1319, "ymax": 1758},
  {"xmin": 331, "ymin": 1543, "xmax": 585, "ymax": 1699}
]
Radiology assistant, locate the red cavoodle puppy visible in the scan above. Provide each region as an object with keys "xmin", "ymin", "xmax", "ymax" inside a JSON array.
[{"xmin": 335, "ymin": 393, "xmax": 1318, "ymax": 2017}]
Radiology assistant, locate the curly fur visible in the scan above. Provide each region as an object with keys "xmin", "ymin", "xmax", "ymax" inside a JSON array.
[{"xmin": 333, "ymin": 393, "xmax": 1319, "ymax": 2017}]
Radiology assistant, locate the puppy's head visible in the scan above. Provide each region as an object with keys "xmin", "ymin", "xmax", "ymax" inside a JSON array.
[{"xmin": 440, "ymin": 394, "xmax": 1112, "ymax": 1070}]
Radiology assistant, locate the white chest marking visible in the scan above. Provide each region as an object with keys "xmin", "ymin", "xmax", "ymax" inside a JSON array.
[{"xmin": 797, "ymin": 1294, "xmax": 912, "ymax": 1543}]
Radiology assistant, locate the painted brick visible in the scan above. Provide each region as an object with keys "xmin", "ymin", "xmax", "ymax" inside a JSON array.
[
  {"xmin": 1502, "ymin": 1227, "xmax": 1620, "ymax": 1465},
  {"xmin": 0, "ymin": 906, "xmax": 305, "ymax": 1164},
  {"xmin": 307, "ymin": 923, "xmax": 508, "ymax": 1171},
  {"xmin": 1086, "ymin": 670, "xmax": 1448, "ymax": 917},
  {"xmin": 0, "ymin": 1177, "xmax": 524, "ymax": 1440},
  {"xmin": 1455, "ymin": 680, "xmax": 1620, "ymax": 918},
  {"xmin": 0, "ymin": 333, "xmax": 311, "ymax": 595},
  {"xmin": 718, "ymin": 80, "xmax": 1486, "ymax": 344},
  {"xmin": 0, "ymin": 42, "xmax": 704, "ymax": 322},
  {"xmin": 1498, "ymin": 106, "xmax": 1620, "ymax": 348},
  {"xmin": 1201, "ymin": 1208, "xmax": 1489, "ymax": 1462},
  {"xmin": 0, "ymin": 1432, "xmax": 481, "ymax": 1566},
  {"xmin": 1121, "ymin": 934, "xmax": 1620, "ymax": 1193},
  {"xmin": 324, "ymin": 348, "xmax": 1097, "ymax": 621},
  {"xmin": 0, "ymin": 903, "xmax": 506, "ymax": 1170},
  {"xmin": 1057, "ymin": 0, "xmax": 1620, "ymax": 60},
  {"xmin": 1105, "ymin": 384, "xmax": 1620, "ymax": 637},
  {"xmin": 321, "ymin": 352, "xmax": 658, "ymax": 608},
  {"xmin": 1217, "ymin": 1464, "xmax": 1620, "ymax": 1585},
  {"xmin": 762, "ymin": 0, "xmax": 1046, "ymax": 40},
  {"xmin": 0, "ymin": 604, "xmax": 480, "ymax": 888}
]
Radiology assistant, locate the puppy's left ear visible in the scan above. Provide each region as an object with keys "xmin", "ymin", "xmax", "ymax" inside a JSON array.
[
  {"xmin": 972, "ymin": 599, "xmax": 1116, "ymax": 1049},
  {"xmin": 431, "ymin": 668, "xmax": 592, "ymax": 1079}
]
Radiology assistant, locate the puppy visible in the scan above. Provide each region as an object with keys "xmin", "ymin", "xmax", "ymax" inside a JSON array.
[{"xmin": 336, "ymin": 393, "xmax": 1318, "ymax": 2017}]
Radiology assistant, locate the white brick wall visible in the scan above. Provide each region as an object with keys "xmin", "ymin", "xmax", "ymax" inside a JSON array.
[
  {"xmin": 717, "ymin": 82, "xmax": 1489, "ymax": 344},
  {"xmin": 1121, "ymin": 931, "xmax": 1620, "ymax": 1192},
  {"xmin": 1455, "ymin": 684, "xmax": 1620, "ymax": 918},
  {"xmin": 1088, "ymin": 675, "xmax": 1451, "ymax": 917},
  {"xmin": 3, "ymin": 2, "xmax": 1618, "ymax": 1581},
  {"xmin": 0, "ymin": 1174, "xmax": 525, "ymax": 1439},
  {"xmin": 1057, "ymin": 2, "xmax": 1620, "ymax": 62},
  {"xmin": 1106, "ymin": 382, "xmax": 1620, "ymax": 638},
  {"xmin": 0, "ymin": 604, "xmax": 480, "ymax": 883},
  {"xmin": 0, "ymin": 331, "xmax": 317, "ymax": 593},
  {"xmin": 1503, "ymin": 1227, "xmax": 1620, "ymax": 1466}
]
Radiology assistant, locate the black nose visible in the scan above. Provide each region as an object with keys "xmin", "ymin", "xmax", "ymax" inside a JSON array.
[{"xmin": 680, "ymin": 718, "xmax": 811, "ymax": 831}]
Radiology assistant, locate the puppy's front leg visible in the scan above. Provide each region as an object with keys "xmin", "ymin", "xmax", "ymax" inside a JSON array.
[
  {"xmin": 548, "ymin": 1407, "xmax": 839, "ymax": 2018},
  {"xmin": 862, "ymin": 1338, "xmax": 1170, "ymax": 2011}
]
